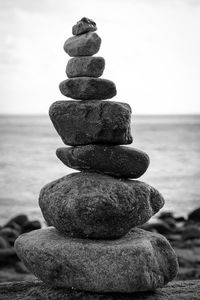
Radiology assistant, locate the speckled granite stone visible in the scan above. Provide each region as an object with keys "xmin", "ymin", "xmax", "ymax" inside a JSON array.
[{"xmin": 15, "ymin": 227, "xmax": 178, "ymax": 293}]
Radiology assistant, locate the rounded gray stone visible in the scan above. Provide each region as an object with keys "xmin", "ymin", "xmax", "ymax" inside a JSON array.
[
  {"xmin": 64, "ymin": 32, "xmax": 101, "ymax": 57},
  {"xmin": 66, "ymin": 56, "xmax": 105, "ymax": 78},
  {"xmin": 49, "ymin": 100, "xmax": 133, "ymax": 146},
  {"xmin": 39, "ymin": 172, "xmax": 165, "ymax": 239},
  {"xmin": 59, "ymin": 78, "xmax": 116, "ymax": 100},
  {"xmin": 56, "ymin": 145, "xmax": 150, "ymax": 178},
  {"xmin": 72, "ymin": 17, "xmax": 97, "ymax": 35},
  {"xmin": 14, "ymin": 227, "xmax": 178, "ymax": 293}
]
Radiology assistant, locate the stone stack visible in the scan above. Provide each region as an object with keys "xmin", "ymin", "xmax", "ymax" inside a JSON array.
[{"xmin": 15, "ymin": 18, "xmax": 178, "ymax": 293}]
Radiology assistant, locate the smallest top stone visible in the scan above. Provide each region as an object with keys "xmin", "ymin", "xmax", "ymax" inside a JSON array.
[{"xmin": 72, "ymin": 17, "xmax": 97, "ymax": 35}]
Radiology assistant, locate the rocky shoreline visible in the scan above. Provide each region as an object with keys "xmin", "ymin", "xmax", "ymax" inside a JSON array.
[
  {"xmin": 1, "ymin": 17, "xmax": 199, "ymax": 290},
  {"xmin": 0, "ymin": 207, "xmax": 200, "ymax": 283}
]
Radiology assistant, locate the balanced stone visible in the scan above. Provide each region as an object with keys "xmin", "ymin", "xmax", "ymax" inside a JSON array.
[
  {"xmin": 56, "ymin": 145, "xmax": 150, "ymax": 178},
  {"xmin": 39, "ymin": 172, "xmax": 164, "ymax": 239},
  {"xmin": 49, "ymin": 100, "xmax": 132, "ymax": 146},
  {"xmin": 15, "ymin": 227, "xmax": 178, "ymax": 293},
  {"xmin": 72, "ymin": 17, "xmax": 97, "ymax": 35},
  {"xmin": 66, "ymin": 56, "xmax": 105, "ymax": 78},
  {"xmin": 64, "ymin": 32, "xmax": 101, "ymax": 57},
  {"xmin": 59, "ymin": 78, "xmax": 116, "ymax": 100}
]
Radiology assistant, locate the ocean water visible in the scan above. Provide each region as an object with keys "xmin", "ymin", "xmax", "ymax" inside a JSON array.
[{"xmin": 0, "ymin": 114, "xmax": 200, "ymax": 225}]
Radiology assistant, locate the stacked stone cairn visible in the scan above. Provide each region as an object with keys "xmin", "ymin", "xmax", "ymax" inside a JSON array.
[{"xmin": 15, "ymin": 18, "xmax": 178, "ymax": 293}]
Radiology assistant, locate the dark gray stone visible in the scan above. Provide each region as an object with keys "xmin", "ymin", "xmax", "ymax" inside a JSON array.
[
  {"xmin": 56, "ymin": 145, "xmax": 150, "ymax": 178},
  {"xmin": 72, "ymin": 17, "xmax": 97, "ymax": 35},
  {"xmin": 1, "ymin": 280, "xmax": 200, "ymax": 300},
  {"xmin": 66, "ymin": 56, "xmax": 105, "ymax": 78},
  {"xmin": 59, "ymin": 78, "xmax": 116, "ymax": 100},
  {"xmin": 4, "ymin": 215, "xmax": 28, "ymax": 228},
  {"xmin": 188, "ymin": 207, "xmax": 200, "ymax": 223},
  {"xmin": 64, "ymin": 32, "xmax": 101, "ymax": 57},
  {"xmin": 49, "ymin": 100, "xmax": 132, "ymax": 146},
  {"xmin": 15, "ymin": 227, "xmax": 178, "ymax": 293},
  {"xmin": 39, "ymin": 172, "xmax": 164, "ymax": 239},
  {"xmin": 0, "ymin": 248, "xmax": 18, "ymax": 265},
  {"xmin": 22, "ymin": 220, "xmax": 41, "ymax": 233}
]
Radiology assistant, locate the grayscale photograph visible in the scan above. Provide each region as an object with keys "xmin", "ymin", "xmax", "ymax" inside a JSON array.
[{"xmin": 0, "ymin": 0, "xmax": 200, "ymax": 299}]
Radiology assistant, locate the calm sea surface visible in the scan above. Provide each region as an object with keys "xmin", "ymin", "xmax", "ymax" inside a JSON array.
[{"xmin": 0, "ymin": 114, "xmax": 200, "ymax": 224}]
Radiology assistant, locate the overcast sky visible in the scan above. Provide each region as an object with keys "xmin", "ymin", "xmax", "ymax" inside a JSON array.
[{"xmin": 0, "ymin": 0, "xmax": 200, "ymax": 114}]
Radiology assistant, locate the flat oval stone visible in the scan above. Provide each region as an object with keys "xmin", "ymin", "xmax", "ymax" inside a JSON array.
[
  {"xmin": 15, "ymin": 227, "xmax": 178, "ymax": 293},
  {"xmin": 72, "ymin": 17, "xmax": 97, "ymax": 35},
  {"xmin": 49, "ymin": 100, "xmax": 132, "ymax": 146},
  {"xmin": 56, "ymin": 145, "xmax": 150, "ymax": 178},
  {"xmin": 66, "ymin": 57, "xmax": 105, "ymax": 78},
  {"xmin": 64, "ymin": 32, "xmax": 101, "ymax": 57},
  {"xmin": 39, "ymin": 172, "xmax": 165, "ymax": 239},
  {"xmin": 59, "ymin": 78, "xmax": 116, "ymax": 100}
]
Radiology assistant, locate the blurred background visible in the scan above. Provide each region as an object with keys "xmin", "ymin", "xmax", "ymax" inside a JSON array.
[
  {"xmin": 0, "ymin": 0, "xmax": 200, "ymax": 282},
  {"xmin": 0, "ymin": 0, "xmax": 199, "ymax": 222}
]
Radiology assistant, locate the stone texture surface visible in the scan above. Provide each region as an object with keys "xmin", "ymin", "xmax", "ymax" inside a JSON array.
[
  {"xmin": 56, "ymin": 145, "xmax": 150, "ymax": 178},
  {"xmin": 1, "ymin": 280, "xmax": 200, "ymax": 300},
  {"xmin": 64, "ymin": 32, "xmax": 101, "ymax": 57},
  {"xmin": 72, "ymin": 17, "xmax": 97, "ymax": 35},
  {"xmin": 49, "ymin": 100, "xmax": 132, "ymax": 146},
  {"xmin": 66, "ymin": 56, "xmax": 105, "ymax": 78},
  {"xmin": 59, "ymin": 77, "xmax": 116, "ymax": 100},
  {"xmin": 15, "ymin": 227, "xmax": 178, "ymax": 293},
  {"xmin": 39, "ymin": 172, "xmax": 164, "ymax": 239}
]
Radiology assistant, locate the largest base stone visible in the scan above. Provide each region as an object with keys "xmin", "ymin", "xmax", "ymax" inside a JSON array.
[{"xmin": 15, "ymin": 227, "xmax": 178, "ymax": 293}]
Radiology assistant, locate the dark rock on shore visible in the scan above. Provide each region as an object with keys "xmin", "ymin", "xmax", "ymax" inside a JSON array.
[
  {"xmin": 64, "ymin": 32, "xmax": 101, "ymax": 57},
  {"xmin": 66, "ymin": 56, "xmax": 105, "ymax": 78},
  {"xmin": 175, "ymin": 216, "xmax": 186, "ymax": 222},
  {"xmin": 0, "ymin": 214, "xmax": 42, "ymax": 272},
  {"xmin": 158, "ymin": 211, "xmax": 174, "ymax": 220},
  {"xmin": 49, "ymin": 100, "xmax": 133, "ymax": 146},
  {"xmin": 15, "ymin": 227, "xmax": 178, "ymax": 292},
  {"xmin": 22, "ymin": 220, "xmax": 41, "ymax": 233},
  {"xmin": 72, "ymin": 17, "xmax": 97, "ymax": 35},
  {"xmin": 140, "ymin": 221, "xmax": 174, "ymax": 235},
  {"xmin": 56, "ymin": 145, "xmax": 150, "ymax": 178},
  {"xmin": 39, "ymin": 172, "xmax": 164, "ymax": 239},
  {"xmin": 59, "ymin": 77, "xmax": 116, "ymax": 100},
  {"xmin": 0, "ymin": 248, "xmax": 18, "ymax": 265},
  {"xmin": 188, "ymin": 207, "xmax": 200, "ymax": 223},
  {"xmin": 4, "ymin": 215, "xmax": 28, "ymax": 228}
]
